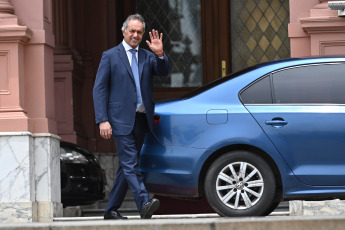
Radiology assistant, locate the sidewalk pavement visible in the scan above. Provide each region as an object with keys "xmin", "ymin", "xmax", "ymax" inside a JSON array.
[{"xmin": 3, "ymin": 213, "xmax": 345, "ymax": 230}]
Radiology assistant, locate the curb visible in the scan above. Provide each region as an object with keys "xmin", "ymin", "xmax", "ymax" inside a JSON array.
[{"xmin": 2, "ymin": 215, "xmax": 345, "ymax": 230}]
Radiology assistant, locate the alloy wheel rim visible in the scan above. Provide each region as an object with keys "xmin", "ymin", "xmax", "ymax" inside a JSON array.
[{"xmin": 216, "ymin": 161, "xmax": 264, "ymax": 210}]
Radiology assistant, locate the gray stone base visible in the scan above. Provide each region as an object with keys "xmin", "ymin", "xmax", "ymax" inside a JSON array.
[
  {"xmin": 0, "ymin": 201, "xmax": 63, "ymax": 223},
  {"xmin": 37, "ymin": 202, "xmax": 63, "ymax": 222},
  {"xmin": 0, "ymin": 202, "xmax": 38, "ymax": 223},
  {"xmin": 290, "ymin": 200, "xmax": 345, "ymax": 216}
]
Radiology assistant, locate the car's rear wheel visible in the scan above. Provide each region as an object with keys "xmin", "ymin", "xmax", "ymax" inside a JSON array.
[{"xmin": 205, "ymin": 150, "xmax": 279, "ymax": 216}]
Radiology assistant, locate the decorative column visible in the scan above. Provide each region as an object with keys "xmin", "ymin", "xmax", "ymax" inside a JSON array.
[
  {"xmin": 0, "ymin": 0, "xmax": 62, "ymax": 223},
  {"xmin": 53, "ymin": 0, "xmax": 78, "ymax": 144},
  {"xmin": 53, "ymin": 0, "xmax": 97, "ymax": 148},
  {"xmin": 53, "ymin": 0, "xmax": 80, "ymax": 145}
]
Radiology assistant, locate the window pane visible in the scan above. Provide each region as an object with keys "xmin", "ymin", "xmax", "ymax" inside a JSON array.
[
  {"xmin": 230, "ymin": 0, "xmax": 290, "ymax": 73},
  {"xmin": 273, "ymin": 64, "xmax": 345, "ymax": 104},
  {"xmin": 136, "ymin": 0, "xmax": 203, "ymax": 88},
  {"xmin": 241, "ymin": 75, "xmax": 272, "ymax": 104}
]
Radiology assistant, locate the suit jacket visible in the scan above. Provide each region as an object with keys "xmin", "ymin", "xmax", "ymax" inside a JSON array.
[{"xmin": 93, "ymin": 43, "xmax": 170, "ymax": 135}]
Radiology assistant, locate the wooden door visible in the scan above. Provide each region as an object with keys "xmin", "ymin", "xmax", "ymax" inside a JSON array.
[{"xmin": 135, "ymin": 0, "xmax": 231, "ymax": 100}]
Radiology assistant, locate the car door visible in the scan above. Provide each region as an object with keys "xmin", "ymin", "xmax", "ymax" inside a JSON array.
[{"xmin": 242, "ymin": 63, "xmax": 345, "ymax": 186}]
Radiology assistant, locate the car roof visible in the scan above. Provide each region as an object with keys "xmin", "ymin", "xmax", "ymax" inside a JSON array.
[{"xmin": 253, "ymin": 56, "xmax": 345, "ymax": 68}]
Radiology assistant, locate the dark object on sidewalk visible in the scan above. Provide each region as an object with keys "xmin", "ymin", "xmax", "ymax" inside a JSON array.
[{"xmin": 60, "ymin": 141, "xmax": 106, "ymax": 207}]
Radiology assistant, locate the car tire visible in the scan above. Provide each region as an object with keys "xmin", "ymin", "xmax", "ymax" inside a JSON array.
[{"xmin": 205, "ymin": 150, "xmax": 279, "ymax": 217}]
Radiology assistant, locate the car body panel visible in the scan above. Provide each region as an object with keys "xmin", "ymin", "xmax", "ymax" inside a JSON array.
[
  {"xmin": 246, "ymin": 105, "xmax": 345, "ymax": 186},
  {"xmin": 141, "ymin": 94, "xmax": 294, "ymax": 197}
]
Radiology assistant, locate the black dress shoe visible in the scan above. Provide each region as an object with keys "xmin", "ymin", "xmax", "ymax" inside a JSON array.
[
  {"xmin": 140, "ymin": 198, "xmax": 160, "ymax": 219},
  {"xmin": 104, "ymin": 210, "xmax": 128, "ymax": 220}
]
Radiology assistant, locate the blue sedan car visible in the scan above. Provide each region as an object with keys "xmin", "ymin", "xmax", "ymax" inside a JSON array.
[{"xmin": 140, "ymin": 56, "xmax": 345, "ymax": 217}]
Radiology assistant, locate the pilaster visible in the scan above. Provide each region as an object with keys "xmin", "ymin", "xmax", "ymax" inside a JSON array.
[
  {"xmin": 0, "ymin": 0, "xmax": 32, "ymax": 132},
  {"xmin": 52, "ymin": 0, "xmax": 97, "ymax": 147},
  {"xmin": 53, "ymin": 0, "xmax": 77, "ymax": 144},
  {"xmin": 0, "ymin": 0, "xmax": 62, "ymax": 223}
]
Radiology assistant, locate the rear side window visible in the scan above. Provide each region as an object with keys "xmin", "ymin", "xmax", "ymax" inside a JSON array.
[
  {"xmin": 273, "ymin": 63, "xmax": 345, "ymax": 104},
  {"xmin": 240, "ymin": 75, "xmax": 272, "ymax": 104}
]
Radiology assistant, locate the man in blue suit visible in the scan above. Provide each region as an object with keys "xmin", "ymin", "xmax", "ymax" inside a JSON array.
[{"xmin": 93, "ymin": 14, "xmax": 170, "ymax": 219}]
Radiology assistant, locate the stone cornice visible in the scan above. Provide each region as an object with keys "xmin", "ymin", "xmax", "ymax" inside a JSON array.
[
  {"xmin": 301, "ymin": 16, "xmax": 345, "ymax": 33},
  {"xmin": 0, "ymin": 24, "xmax": 32, "ymax": 43},
  {"xmin": 0, "ymin": 0, "xmax": 32, "ymax": 43}
]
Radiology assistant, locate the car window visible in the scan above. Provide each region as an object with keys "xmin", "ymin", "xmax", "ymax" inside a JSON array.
[
  {"xmin": 181, "ymin": 65, "xmax": 258, "ymax": 99},
  {"xmin": 240, "ymin": 75, "xmax": 272, "ymax": 104},
  {"xmin": 273, "ymin": 63, "xmax": 345, "ymax": 104}
]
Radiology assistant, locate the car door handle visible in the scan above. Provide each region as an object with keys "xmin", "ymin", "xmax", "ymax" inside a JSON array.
[{"xmin": 265, "ymin": 119, "xmax": 288, "ymax": 128}]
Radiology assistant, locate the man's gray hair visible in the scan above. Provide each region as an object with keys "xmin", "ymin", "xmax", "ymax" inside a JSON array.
[{"xmin": 122, "ymin": 14, "xmax": 146, "ymax": 32}]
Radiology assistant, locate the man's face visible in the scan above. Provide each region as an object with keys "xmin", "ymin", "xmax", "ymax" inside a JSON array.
[{"xmin": 122, "ymin": 19, "xmax": 144, "ymax": 49}]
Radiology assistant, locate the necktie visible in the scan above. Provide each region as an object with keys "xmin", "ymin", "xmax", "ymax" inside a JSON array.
[{"xmin": 129, "ymin": 49, "xmax": 142, "ymax": 108}]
